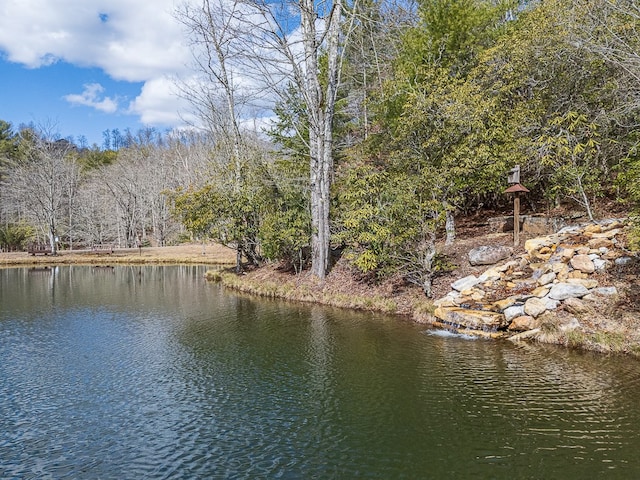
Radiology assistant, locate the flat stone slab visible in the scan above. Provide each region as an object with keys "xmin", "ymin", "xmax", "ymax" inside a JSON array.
[
  {"xmin": 548, "ymin": 282, "xmax": 589, "ymax": 300},
  {"xmin": 434, "ymin": 307, "xmax": 507, "ymax": 330},
  {"xmin": 451, "ymin": 275, "xmax": 480, "ymax": 292}
]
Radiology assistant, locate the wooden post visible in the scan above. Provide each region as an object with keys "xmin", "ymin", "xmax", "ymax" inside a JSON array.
[
  {"xmin": 513, "ymin": 192, "xmax": 520, "ymax": 246},
  {"xmin": 503, "ymin": 182, "xmax": 529, "ymax": 247}
]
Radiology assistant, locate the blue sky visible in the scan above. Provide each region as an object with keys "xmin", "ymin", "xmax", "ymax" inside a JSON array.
[
  {"xmin": 1, "ymin": 61, "xmax": 146, "ymax": 146},
  {"xmin": 0, "ymin": 0, "xmax": 197, "ymax": 147}
]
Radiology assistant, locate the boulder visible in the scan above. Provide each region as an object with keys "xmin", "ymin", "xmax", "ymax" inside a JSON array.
[
  {"xmin": 508, "ymin": 315, "xmax": 541, "ymax": 332},
  {"xmin": 563, "ymin": 297, "xmax": 589, "ymax": 314},
  {"xmin": 488, "ymin": 216, "xmax": 515, "ymax": 233},
  {"xmin": 524, "ymin": 297, "xmax": 548, "ymax": 317},
  {"xmin": 588, "ymin": 237, "xmax": 613, "ymax": 249},
  {"xmin": 504, "ymin": 304, "xmax": 525, "ymax": 322},
  {"xmin": 522, "ymin": 216, "xmax": 566, "ymax": 235},
  {"xmin": 433, "ymin": 307, "xmax": 507, "ymax": 330},
  {"xmin": 570, "ymin": 254, "xmax": 595, "ymax": 273},
  {"xmin": 468, "ymin": 245, "xmax": 513, "ymax": 266},
  {"xmin": 548, "ymin": 282, "xmax": 590, "ymax": 300},
  {"xmin": 525, "ymin": 237, "xmax": 555, "ymax": 255}
]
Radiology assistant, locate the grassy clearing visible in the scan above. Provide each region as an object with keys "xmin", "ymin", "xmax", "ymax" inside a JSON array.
[{"xmin": 0, "ymin": 244, "xmax": 236, "ymax": 268}]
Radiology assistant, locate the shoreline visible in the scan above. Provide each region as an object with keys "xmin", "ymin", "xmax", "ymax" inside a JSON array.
[{"xmin": 3, "ymin": 243, "xmax": 639, "ymax": 358}]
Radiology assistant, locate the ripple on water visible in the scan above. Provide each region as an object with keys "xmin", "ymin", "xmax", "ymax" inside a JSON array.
[{"xmin": 2, "ymin": 266, "xmax": 640, "ymax": 479}]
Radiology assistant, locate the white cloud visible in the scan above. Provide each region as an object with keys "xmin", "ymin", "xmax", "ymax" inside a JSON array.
[
  {"xmin": 0, "ymin": 0, "xmax": 191, "ymax": 80},
  {"xmin": 0, "ymin": 0, "xmax": 295, "ymax": 132},
  {"xmin": 128, "ymin": 76, "xmax": 196, "ymax": 126},
  {"xmin": 64, "ymin": 83, "xmax": 118, "ymax": 113},
  {"xmin": 0, "ymin": 0, "xmax": 195, "ymax": 128}
]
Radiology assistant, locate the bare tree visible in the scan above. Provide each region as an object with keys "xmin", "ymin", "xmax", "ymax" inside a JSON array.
[
  {"xmin": 2, "ymin": 129, "xmax": 80, "ymax": 254},
  {"xmin": 177, "ymin": 0, "xmax": 351, "ymax": 278}
]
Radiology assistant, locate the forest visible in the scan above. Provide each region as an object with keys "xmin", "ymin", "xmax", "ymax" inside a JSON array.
[{"xmin": 1, "ymin": 0, "xmax": 639, "ymax": 297}]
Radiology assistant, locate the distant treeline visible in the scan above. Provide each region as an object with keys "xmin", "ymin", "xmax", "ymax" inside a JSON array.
[{"xmin": 2, "ymin": 0, "xmax": 640, "ymax": 295}]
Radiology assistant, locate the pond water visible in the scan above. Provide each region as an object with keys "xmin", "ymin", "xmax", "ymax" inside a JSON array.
[{"xmin": 1, "ymin": 265, "xmax": 640, "ymax": 479}]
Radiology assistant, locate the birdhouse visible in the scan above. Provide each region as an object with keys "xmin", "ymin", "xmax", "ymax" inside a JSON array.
[
  {"xmin": 507, "ymin": 165, "xmax": 520, "ymax": 184},
  {"xmin": 503, "ymin": 183, "xmax": 530, "ymax": 194}
]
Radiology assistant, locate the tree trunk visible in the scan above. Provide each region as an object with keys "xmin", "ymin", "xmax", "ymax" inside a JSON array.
[
  {"xmin": 303, "ymin": 0, "xmax": 341, "ymax": 279},
  {"xmin": 48, "ymin": 221, "xmax": 57, "ymax": 255},
  {"xmin": 444, "ymin": 202, "xmax": 456, "ymax": 246}
]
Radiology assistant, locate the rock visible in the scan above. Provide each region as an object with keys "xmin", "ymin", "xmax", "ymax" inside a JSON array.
[
  {"xmin": 591, "ymin": 228, "xmax": 622, "ymax": 239},
  {"xmin": 557, "ymin": 247, "xmax": 575, "ymax": 260},
  {"xmin": 566, "ymin": 278, "xmax": 599, "ymax": 289},
  {"xmin": 563, "ymin": 297, "xmax": 589, "ymax": 314},
  {"xmin": 478, "ymin": 268, "xmax": 502, "ymax": 282},
  {"xmin": 522, "ymin": 216, "xmax": 566, "ymax": 235},
  {"xmin": 588, "ymin": 237, "xmax": 613, "ymax": 249},
  {"xmin": 525, "ymin": 237, "xmax": 555, "ymax": 256},
  {"xmin": 524, "ymin": 297, "xmax": 548, "ymax": 317},
  {"xmin": 508, "ymin": 327, "xmax": 541, "ymax": 340},
  {"xmin": 592, "ymin": 286, "xmax": 618, "ymax": 296},
  {"xmin": 451, "ymin": 275, "xmax": 480, "ymax": 292},
  {"xmin": 543, "ymin": 297, "xmax": 561, "ymax": 310},
  {"xmin": 557, "ymin": 225, "xmax": 582, "ymax": 234},
  {"xmin": 537, "ymin": 272, "xmax": 556, "ymax": 286},
  {"xmin": 530, "ymin": 286, "xmax": 550, "ymax": 298},
  {"xmin": 584, "ymin": 224, "xmax": 602, "ymax": 235},
  {"xmin": 570, "ymin": 254, "xmax": 595, "ymax": 273},
  {"xmin": 504, "ymin": 304, "xmax": 525, "ymax": 322},
  {"xmin": 531, "ymin": 265, "xmax": 551, "ymax": 279},
  {"xmin": 495, "ymin": 260, "xmax": 520, "ymax": 272},
  {"xmin": 488, "ymin": 215, "xmax": 515, "ymax": 233},
  {"xmin": 433, "ymin": 307, "xmax": 507, "ymax": 330},
  {"xmin": 593, "ymin": 258, "xmax": 608, "ymax": 272},
  {"xmin": 433, "ymin": 294, "xmax": 459, "ymax": 308},
  {"xmin": 568, "ymin": 270, "xmax": 588, "ymax": 279},
  {"xmin": 615, "ymin": 256, "xmax": 633, "ymax": 266},
  {"xmin": 468, "ymin": 245, "xmax": 513, "ymax": 266},
  {"xmin": 492, "ymin": 297, "xmax": 518, "ymax": 311},
  {"xmin": 558, "ymin": 317, "xmax": 581, "ymax": 332},
  {"xmin": 552, "ymin": 262, "xmax": 569, "ymax": 274},
  {"xmin": 548, "ymin": 282, "xmax": 590, "ymax": 300},
  {"xmin": 601, "ymin": 220, "xmax": 625, "ymax": 230},
  {"xmin": 467, "ymin": 289, "xmax": 486, "ymax": 301},
  {"xmin": 508, "ymin": 315, "xmax": 541, "ymax": 332}
]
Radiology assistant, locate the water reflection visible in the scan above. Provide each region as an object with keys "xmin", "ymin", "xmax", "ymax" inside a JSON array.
[{"xmin": 1, "ymin": 266, "xmax": 639, "ymax": 479}]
